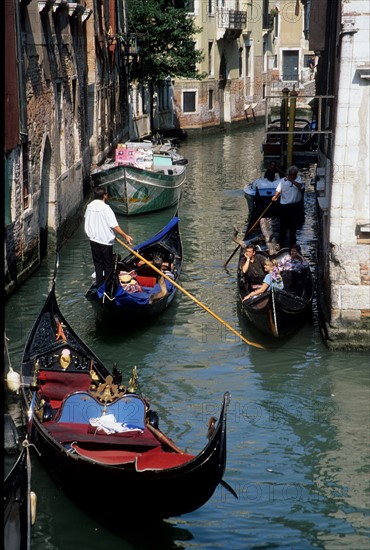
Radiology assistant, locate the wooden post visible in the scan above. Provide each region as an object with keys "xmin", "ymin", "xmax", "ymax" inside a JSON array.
[
  {"xmin": 287, "ymin": 86, "xmax": 298, "ymax": 168},
  {"xmin": 280, "ymin": 87, "xmax": 290, "ymax": 167}
]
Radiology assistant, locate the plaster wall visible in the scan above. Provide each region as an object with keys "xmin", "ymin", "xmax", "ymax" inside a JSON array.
[{"xmin": 325, "ymin": 4, "xmax": 370, "ymax": 348}]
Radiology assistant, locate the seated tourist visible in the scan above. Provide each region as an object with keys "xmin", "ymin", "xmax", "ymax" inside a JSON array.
[
  {"xmin": 242, "ymin": 260, "xmax": 283, "ymax": 302},
  {"xmin": 278, "ymin": 244, "xmax": 309, "ymax": 293},
  {"xmin": 240, "ymin": 244, "xmax": 267, "ymax": 292},
  {"xmin": 278, "ymin": 244, "xmax": 309, "ymax": 272}
]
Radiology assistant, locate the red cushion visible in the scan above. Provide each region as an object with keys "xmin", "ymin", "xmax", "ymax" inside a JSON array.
[
  {"xmin": 136, "ymin": 275, "xmax": 157, "ymax": 288},
  {"xmin": 135, "ymin": 448, "xmax": 195, "ymax": 471},
  {"xmin": 39, "ymin": 371, "xmax": 92, "ymax": 405}
]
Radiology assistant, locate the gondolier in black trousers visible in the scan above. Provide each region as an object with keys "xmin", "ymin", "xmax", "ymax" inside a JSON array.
[
  {"xmin": 272, "ymin": 166, "xmax": 304, "ymax": 248},
  {"xmin": 84, "ymin": 187, "xmax": 134, "ymax": 287}
]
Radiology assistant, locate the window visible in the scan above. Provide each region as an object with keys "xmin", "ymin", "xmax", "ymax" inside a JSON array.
[
  {"xmin": 183, "ymin": 91, "xmax": 196, "ymax": 113},
  {"xmin": 245, "ymin": 45, "xmax": 250, "ymax": 77},
  {"xmin": 208, "ymin": 89, "xmax": 214, "ymax": 109},
  {"xmin": 174, "ymin": 0, "xmax": 194, "ymax": 11},
  {"xmin": 208, "ymin": 42, "xmax": 214, "ymax": 76},
  {"xmin": 274, "ymin": 14, "xmax": 279, "ymax": 37},
  {"xmin": 208, "ymin": 0, "xmax": 214, "ymax": 14},
  {"xmin": 263, "ymin": 39, "xmax": 267, "ymax": 72},
  {"xmin": 238, "ymin": 47, "xmax": 243, "ymax": 78}
]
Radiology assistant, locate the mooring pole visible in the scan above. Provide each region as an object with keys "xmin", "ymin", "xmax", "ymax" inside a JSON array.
[{"xmin": 287, "ymin": 86, "xmax": 298, "ymax": 168}]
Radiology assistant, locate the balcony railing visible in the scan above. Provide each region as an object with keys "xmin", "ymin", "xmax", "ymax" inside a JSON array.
[{"xmin": 218, "ymin": 9, "xmax": 247, "ymax": 30}]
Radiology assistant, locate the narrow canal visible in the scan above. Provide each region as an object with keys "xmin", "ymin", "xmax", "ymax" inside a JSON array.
[{"xmin": 5, "ymin": 125, "xmax": 369, "ymax": 549}]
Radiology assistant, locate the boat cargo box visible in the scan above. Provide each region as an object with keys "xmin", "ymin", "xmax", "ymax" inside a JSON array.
[
  {"xmin": 116, "ymin": 147, "xmax": 138, "ymax": 165},
  {"xmin": 153, "ymin": 154, "xmax": 173, "ymax": 167}
]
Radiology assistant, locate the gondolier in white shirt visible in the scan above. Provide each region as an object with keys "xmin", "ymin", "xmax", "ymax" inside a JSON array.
[
  {"xmin": 272, "ymin": 166, "xmax": 304, "ymax": 248},
  {"xmin": 84, "ymin": 187, "xmax": 133, "ymax": 287}
]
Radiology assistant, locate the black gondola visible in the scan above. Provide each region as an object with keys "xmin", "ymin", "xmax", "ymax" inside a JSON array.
[
  {"xmin": 237, "ymin": 247, "xmax": 313, "ymax": 338},
  {"xmin": 85, "ymin": 215, "xmax": 182, "ymax": 322},
  {"xmin": 4, "ymin": 416, "xmax": 33, "ymax": 550},
  {"xmin": 20, "ymin": 274, "xmax": 232, "ymax": 520}
]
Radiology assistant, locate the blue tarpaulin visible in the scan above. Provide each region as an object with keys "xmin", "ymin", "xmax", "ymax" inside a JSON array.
[{"xmin": 133, "ymin": 216, "xmax": 179, "ymax": 251}]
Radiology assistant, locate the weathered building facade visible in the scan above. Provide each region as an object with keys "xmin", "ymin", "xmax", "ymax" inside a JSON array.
[
  {"xmin": 310, "ymin": 0, "xmax": 370, "ymax": 349},
  {"xmin": 4, "ymin": 0, "xmax": 129, "ymax": 295},
  {"xmin": 86, "ymin": 0, "xmax": 130, "ymax": 165},
  {"xmin": 171, "ymin": 0, "xmax": 315, "ymax": 132}
]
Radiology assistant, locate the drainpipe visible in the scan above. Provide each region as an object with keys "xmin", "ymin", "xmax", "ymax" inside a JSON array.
[{"xmin": 287, "ymin": 86, "xmax": 298, "ymax": 168}]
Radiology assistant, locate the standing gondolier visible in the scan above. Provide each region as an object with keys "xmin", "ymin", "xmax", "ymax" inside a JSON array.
[
  {"xmin": 84, "ymin": 187, "xmax": 134, "ymax": 287},
  {"xmin": 272, "ymin": 166, "xmax": 304, "ymax": 248}
]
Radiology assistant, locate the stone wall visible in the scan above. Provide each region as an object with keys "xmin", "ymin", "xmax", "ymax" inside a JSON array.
[{"xmin": 4, "ymin": 1, "xmax": 92, "ymax": 296}]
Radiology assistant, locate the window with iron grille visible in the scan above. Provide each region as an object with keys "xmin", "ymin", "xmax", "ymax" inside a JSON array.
[
  {"xmin": 183, "ymin": 91, "xmax": 196, "ymax": 112},
  {"xmin": 208, "ymin": 89, "xmax": 214, "ymax": 109}
]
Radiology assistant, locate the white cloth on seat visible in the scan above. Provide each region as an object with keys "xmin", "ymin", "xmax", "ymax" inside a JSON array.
[{"xmin": 89, "ymin": 413, "xmax": 143, "ymax": 434}]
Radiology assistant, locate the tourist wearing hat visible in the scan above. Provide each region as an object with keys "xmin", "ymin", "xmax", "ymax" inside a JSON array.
[{"xmin": 84, "ymin": 187, "xmax": 134, "ymax": 287}]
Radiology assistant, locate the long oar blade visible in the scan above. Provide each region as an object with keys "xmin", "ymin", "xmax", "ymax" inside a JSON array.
[{"xmin": 115, "ymin": 238, "xmax": 264, "ymax": 350}]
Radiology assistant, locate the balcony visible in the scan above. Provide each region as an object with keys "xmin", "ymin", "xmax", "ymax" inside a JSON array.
[{"xmin": 217, "ymin": 9, "xmax": 247, "ymax": 40}]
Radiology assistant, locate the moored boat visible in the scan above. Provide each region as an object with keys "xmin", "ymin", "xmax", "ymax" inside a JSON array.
[
  {"xmin": 20, "ymin": 273, "xmax": 232, "ymax": 520},
  {"xmin": 243, "ymin": 177, "xmax": 280, "ymax": 219},
  {"xmin": 85, "ymin": 215, "xmax": 182, "ymax": 322},
  {"xmin": 91, "ymin": 144, "xmax": 187, "ymax": 216},
  {"xmin": 262, "ymin": 117, "xmax": 318, "ymax": 165}
]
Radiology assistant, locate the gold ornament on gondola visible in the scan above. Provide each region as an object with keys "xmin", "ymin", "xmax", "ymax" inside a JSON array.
[
  {"xmin": 127, "ymin": 366, "xmax": 138, "ymax": 393},
  {"xmin": 91, "ymin": 375, "xmax": 120, "ymax": 403},
  {"xmin": 60, "ymin": 348, "xmax": 71, "ymax": 369},
  {"xmin": 89, "ymin": 358, "xmax": 100, "ymax": 381}
]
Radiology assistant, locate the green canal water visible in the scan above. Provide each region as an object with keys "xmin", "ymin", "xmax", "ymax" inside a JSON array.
[{"xmin": 5, "ymin": 125, "xmax": 369, "ymax": 549}]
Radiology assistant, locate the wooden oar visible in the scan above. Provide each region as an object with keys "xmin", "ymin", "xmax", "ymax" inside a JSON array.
[
  {"xmin": 146, "ymin": 422, "xmax": 185, "ymax": 454},
  {"xmin": 223, "ymin": 200, "xmax": 274, "ymax": 269},
  {"xmin": 115, "ymin": 238, "xmax": 264, "ymax": 349}
]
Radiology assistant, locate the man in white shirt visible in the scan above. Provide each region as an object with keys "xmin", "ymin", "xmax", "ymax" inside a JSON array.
[
  {"xmin": 272, "ymin": 166, "xmax": 304, "ymax": 247},
  {"xmin": 84, "ymin": 187, "xmax": 133, "ymax": 287}
]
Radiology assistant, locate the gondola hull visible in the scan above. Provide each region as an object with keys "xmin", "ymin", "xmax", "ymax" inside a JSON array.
[
  {"xmin": 4, "ymin": 438, "xmax": 32, "ymax": 550},
  {"xmin": 27, "ymin": 419, "xmax": 227, "ymax": 519},
  {"xmin": 238, "ymin": 248, "xmax": 313, "ymax": 338},
  {"xmin": 85, "ymin": 216, "xmax": 182, "ymax": 322},
  {"xmin": 21, "ymin": 283, "xmax": 230, "ymax": 520}
]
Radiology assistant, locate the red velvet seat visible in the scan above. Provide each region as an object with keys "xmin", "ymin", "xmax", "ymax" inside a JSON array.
[
  {"xmin": 44, "ymin": 421, "xmax": 161, "ymax": 448},
  {"xmin": 38, "ymin": 370, "xmax": 92, "ymax": 409}
]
